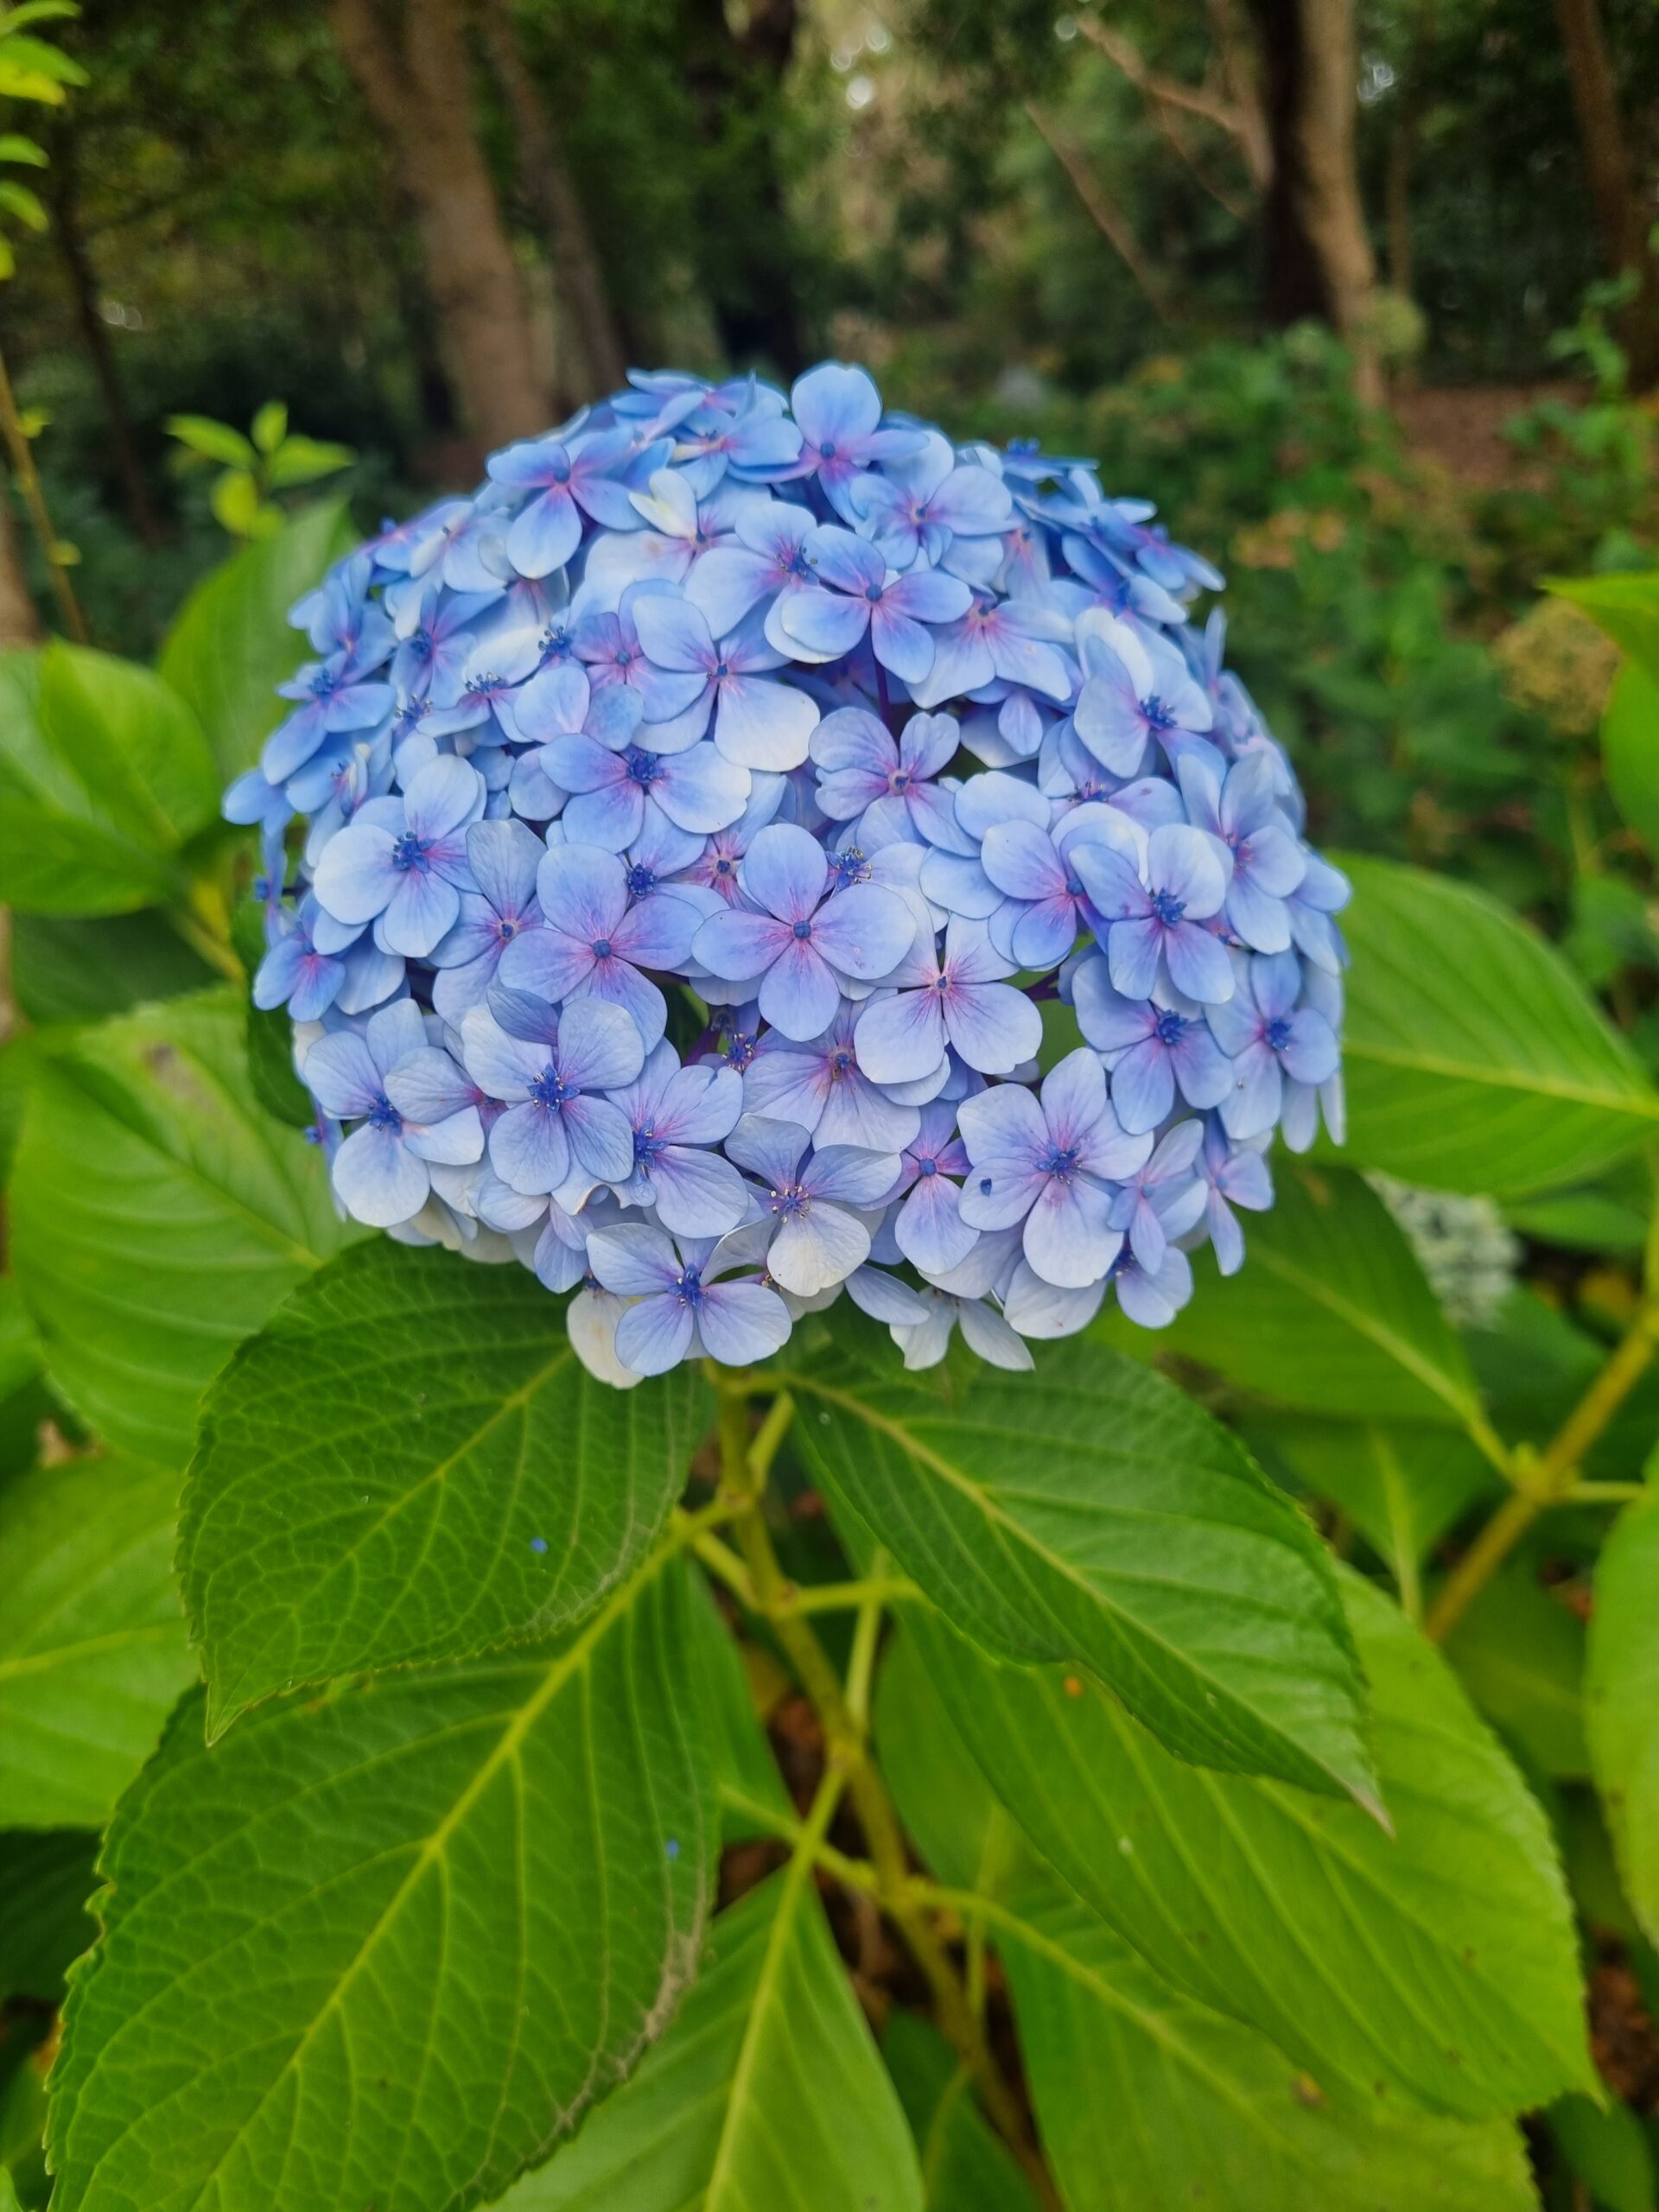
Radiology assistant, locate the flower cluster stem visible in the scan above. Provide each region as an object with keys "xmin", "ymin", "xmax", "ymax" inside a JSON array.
[{"xmin": 714, "ymin": 1381, "xmax": 1058, "ymax": 2209}]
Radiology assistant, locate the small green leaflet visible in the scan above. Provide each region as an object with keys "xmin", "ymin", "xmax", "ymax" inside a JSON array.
[
  {"xmin": 791, "ymin": 1331, "xmax": 1379, "ymax": 1808},
  {"xmin": 0, "ymin": 1452, "xmax": 196, "ymax": 1828},
  {"xmin": 909, "ymin": 1571, "xmax": 1592, "ymax": 2118},
  {"xmin": 183, "ymin": 1241, "xmax": 710, "ymax": 1733},
  {"xmin": 157, "ymin": 499, "xmax": 355, "ymax": 780},
  {"xmin": 1600, "ymin": 662, "xmax": 1659, "ymax": 859},
  {"xmin": 0, "ymin": 644, "xmax": 219, "ymax": 916},
  {"xmin": 1547, "ymin": 569, "xmax": 1659, "ymax": 681},
  {"xmin": 1586, "ymin": 1491, "xmax": 1659, "ymax": 1948},
  {"xmin": 48, "ymin": 1547, "xmax": 715, "ymax": 2212},
  {"xmin": 9, "ymin": 989, "xmax": 353, "ymax": 1464},
  {"xmin": 1331, "ymin": 855, "xmax": 1659, "ymax": 1196},
  {"xmin": 498, "ymin": 1867, "xmax": 923, "ymax": 2212}
]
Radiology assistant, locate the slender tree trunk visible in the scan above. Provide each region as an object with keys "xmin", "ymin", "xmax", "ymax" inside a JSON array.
[
  {"xmin": 329, "ymin": 0, "xmax": 549, "ymax": 452},
  {"xmin": 0, "ymin": 491, "xmax": 41, "ymax": 646},
  {"xmin": 49, "ymin": 122, "xmax": 161, "ymax": 547},
  {"xmin": 1552, "ymin": 0, "xmax": 1659, "ymax": 386},
  {"xmin": 479, "ymin": 0, "xmax": 626, "ymax": 409},
  {"xmin": 1247, "ymin": 0, "xmax": 1381, "ymax": 404},
  {"xmin": 682, "ymin": 0, "xmax": 807, "ymax": 376}
]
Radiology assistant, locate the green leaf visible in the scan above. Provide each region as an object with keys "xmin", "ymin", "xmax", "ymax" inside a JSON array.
[
  {"xmin": 48, "ymin": 1546, "xmax": 715, "ymax": 2212},
  {"xmin": 164, "ymin": 412, "xmax": 255, "ymax": 468},
  {"xmin": 1000, "ymin": 1875, "xmax": 1536, "ymax": 2212},
  {"xmin": 0, "ymin": 1828, "xmax": 97, "ymax": 2003},
  {"xmin": 0, "ymin": 133, "xmax": 47, "ymax": 163},
  {"xmin": 10, "ymin": 909, "xmax": 215, "ymax": 1026},
  {"xmin": 0, "ymin": 645, "xmax": 219, "ymax": 916},
  {"xmin": 249, "ymin": 399, "xmax": 287, "ymax": 455},
  {"xmin": 1445, "ymin": 1563, "xmax": 1588, "ymax": 1780},
  {"xmin": 1331, "ymin": 855, "xmax": 1659, "ymax": 1195},
  {"xmin": 791, "ymin": 1332, "xmax": 1378, "ymax": 1808},
  {"xmin": 884, "ymin": 2012, "xmax": 1039, "ymax": 2212},
  {"xmin": 0, "ymin": 1274, "xmax": 39, "ymax": 1405},
  {"xmin": 210, "ymin": 468, "xmax": 265, "ymax": 538},
  {"xmin": 1586, "ymin": 1491, "xmax": 1659, "ymax": 1946},
  {"xmin": 1548, "ymin": 570, "xmax": 1659, "ymax": 680},
  {"xmin": 1602, "ymin": 661, "xmax": 1659, "ymax": 858},
  {"xmin": 264, "ymin": 436, "xmax": 354, "ymax": 490},
  {"xmin": 0, "ymin": 179, "xmax": 45, "ymax": 229},
  {"xmin": 911, "ymin": 1569, "xmax": 1593, "ymax": 2117},
  {"xmin": 0, "ymin": 1452, "xmax": 195, "ymax": 1827},
  {"xmin": 157, "ymin": 500, "xmax": 354, "ymax": 780},
  {"xmin": 874, "ymin": 1625, "xmax": 1007, "ymax": 1894},
  {"xmin": 1246, "ymin": 1419, "xmax": 1495, "ymax": 1589},
  {"xmin": 1113, "ymin": 1161, "xmax": 1489, "ymax": 1432},
  {"xmin": 9, "ymin": 990, "xmax": 353, "ymax": 1464},
  {"xmin": 183, "ymin": 1240, "xmax": 710, "ymax": 1733},
  {"xmin": 494, "ymin": 1867, "xmax": 924, "ymax": 2212},
  {"xmin": 1549, "ymin": 2093, "xmax": 1657, "ymax": 2212}
]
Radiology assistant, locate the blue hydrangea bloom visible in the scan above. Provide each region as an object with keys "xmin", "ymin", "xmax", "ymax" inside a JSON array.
[{"xmin": 230, "ymin": 362, "xmax": 1350, "ymax": 1384}]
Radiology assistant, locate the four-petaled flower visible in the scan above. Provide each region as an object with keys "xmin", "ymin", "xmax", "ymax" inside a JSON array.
[
  {"xmin": 461, "ymin": 991, "xmax": 644, "ymax": 1197},
  {"xmin": 586, "ymin": 1222, "xmax": 791, "ymax": 1373},
  {"xmin": 313, "ymin": 754, "xmax": 486, "ymax": 958},
  {"xmin": 304, "ymin": 1000, "xmax": 483, "ymax": 1227}
]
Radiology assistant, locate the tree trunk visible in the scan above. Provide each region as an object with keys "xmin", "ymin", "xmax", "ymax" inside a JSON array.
[
  {"xmin": 329, "ymin": 0, "xmax": 549, "ymax": 453},
  {"xmin": 1248, "ymin": 0, "xmax": 1382, "ymax": 404},
  {"xmin": 0, "ymin": 490, "xmax": 41, "ymax": 646},
  {"xmin": 1552, "ymin": 0, "xmax": 1659, "ymax": 386},
  {"xmin": 49, "ymin": 121, "xmax": 161, "ymax": 547},
  {"xmin": 681, "ymin": 0, "xmax": 808, "ymax": 377},
  {"xmin": 479, "ymin": 0, "xmax": 626, "ymax": 409}
]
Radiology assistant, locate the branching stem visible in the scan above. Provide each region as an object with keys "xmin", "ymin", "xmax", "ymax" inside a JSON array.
[
  {"xmin": 711, "ymin": 1382, "xmax": 1058, "ymax": 2209},
  {"xmin": 0, "ymin": 340, "xmax": 87, "ymax": 642}
]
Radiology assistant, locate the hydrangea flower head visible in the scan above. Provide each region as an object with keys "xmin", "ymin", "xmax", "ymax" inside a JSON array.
[{"xmin": 235, "ymin": 363, "xmax": 1350, "ymax": 1383}]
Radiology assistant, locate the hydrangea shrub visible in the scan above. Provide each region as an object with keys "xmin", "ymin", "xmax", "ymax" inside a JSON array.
[{"xmin": 229, "ymin": 362, "xmax": 1350, "ymax": 1383}]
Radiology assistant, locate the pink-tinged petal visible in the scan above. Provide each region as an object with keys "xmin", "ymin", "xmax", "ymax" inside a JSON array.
[
  {"xmin": 884, "ymin": 569, "xmax": 972, "ymax": 626},
  {"xmin": 556, "ymin": 996, "xmax": 648, "ymax": 1091},
  {"xmin": 588, "ymin": 1221, "xmax": 683, "ymax": 1295},
  {"xmin": 380, "ymin": 868, "xmax": 460, "ymax": 957},
  {"xmin": 810, "ymin": 882, "xmax": 916, "ymax": 980},
  {"xmin": 615, "ymin": 1294, "xmax": 697, "ymax": 1376},
  {"xmin": 944, "ymin": 978, "xmax": 1041, "ymax": 1074},
  {"xmin": 646, "ymin": 1146, "xmax": 749, "ymax": 1237},
  {"xmin": 868, "ymin": 604, "xmax": 936, "ymax": 685},
  {"xmin": 1022, "ymin": 1175, "xmax": 1120, "ymax": 1288},
  {"xmin": 895, "ymin": 1173, "xmax": 978, "ymax": 1274},
  {"xmin": 1106, "ymin": 914, "xmax": 1163, "ymax": 1001},
  {"xmin": 611, "ymin": 888, "xmax": 701, "ymax": 969},
  {"xmin": 713, "ymin": 673, "xmax": 819, "ymax": 771},
  {"xmin": 927, "ymin": 464, "xmax": 1013, "ymax": 535},
  {"xmin": 768, "ymin": 1199, "xmax": 870, "ymax": 1295},
  {"xmin": 694, "ymin": 906, "xmax": 792, "ymax": 979},
  {"xmin": 1163, "ymin": 922, "xmax": 1235, "ymax": 1005},
  {"xmin": 563, "ymin": 781, "xmax": 645, "ymax": 853},
  {"xmin": 490, "ymin": 1099, "xmax": 573, "ymax": 1194},
  {"xmin": 696, "ymin": 1279, "xmax": 791, "ymax": 1365},
  {"xmin": 631, "ymin": 594, "xmax": 716, "ymax": 674},
  {"xmin": 811, "ymin": 706, "xmax": 893, "ymax": 779},
  {"xmin": 302, "ymin": 1031, "xmax": 383, "ymax": 1120},
  {"xmin": 1147, "ymin": 822, "xmax": 1226, "ymax": 915},
  {"xmin": 655, "ymin": 744, "xmax": 752, "ymax": 834},
  {"xmin": 333, "ymin": 1122, "xmax": 429, "ymax": 1228},
  {"xmin": 1109, "ymin": 1037, "xmax": 1175, "ymax": 1134},
  {"xmin": 980, "ymin": 820, "xmax": 1063, "ymax": 902},
  {"xmin": 744, "ymin": 1046, "xmax": 831, "ymax": 1130},
  {"xmin": 1007, "ymin": 896, "xmax": 1079, "ymax": 971},
  {"xmin": 1039, "ymin": 1048, "xmax": 1108, "ymax": 1147},
  {"xmin": 758, "ymin": 938, "xmax": 842, "ymax": 1039},
  {"xmin": 740, "ymin": 820, "xmax": 828, "ymax": 922},
  {"xmin": 855, "ymin": 986, "xmax": 946, "ymax": 1085},
  {"xmin": 778, "ymin": 586, "xmax": 870, "ymax": 661},
  {"xmin": 791, "ymin": 362, "xmax": 883, "ymax": 448}
]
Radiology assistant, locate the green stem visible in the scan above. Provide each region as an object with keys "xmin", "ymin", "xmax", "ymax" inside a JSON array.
[
  {"xmin": 0, "ymin": 339, "xmax": 87, "ymax": 643},
  {"xmin": 1427, "ymin": 1302, "xmax": 1659, "ymax": 1640},
  {"xmin": 782, "ymin": 1573, "xmax": 922, "ymax": 1617},
  {"xmin": 711, "ymin": 1383, "xmax": 1057, "ymax": 2208}
]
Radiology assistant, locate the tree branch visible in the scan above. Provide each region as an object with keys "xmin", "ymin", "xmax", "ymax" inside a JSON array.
[{"xmin": 1025, "ymin": 104, "xmax": 1170, "ymax": 322}]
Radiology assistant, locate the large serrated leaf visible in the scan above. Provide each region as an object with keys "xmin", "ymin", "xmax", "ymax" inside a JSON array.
[
  {"xmin": 1586, "ymin": 1491, "xmax": 1659, "ymax": 1947},
  {"xmin": 791, "ymin": 1332, "xmax": 1378, "ymax": 1809},
  {"xmin": 48, "ymin": 1546, "xmax": 715, "ymax": 2212},
  {"xmin": 910, "ymin": 1571, "xmax": 1592, "ymax": 2118},
  {"xmin": 0, "ymin": 1452, "xmax": 196, "ymax": 1827},
  {"xmin": 1331, "ymin": 855, "xmax": 1659, "ymax": 1195},
  {"xmin": 497, "ymin": 1866, "xmax": 923, "ymax": 2212},
  {"xmin": 9, "ymin": 989, "xmax": 353, "ymax": 1463},
  {"xmin": 0, "ymin": 645, "xmax": 219, "ymax": 915},
  {"xmin": 1001, "ymin": 1877, "xmax": 1537, "ymax": 2212},
  {"xmin": 158, "ymin": 499, "xmax": 354, "ymax": 780},
  {"xmin": 182, "ymin": 1240, "xmax": 710, "ymax": 1733}
]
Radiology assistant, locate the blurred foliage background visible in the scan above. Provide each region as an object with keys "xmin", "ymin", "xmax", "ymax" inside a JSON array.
[{"xmin": 1, "ymin": 0, "xmax": 1656, "ymax": 982}]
